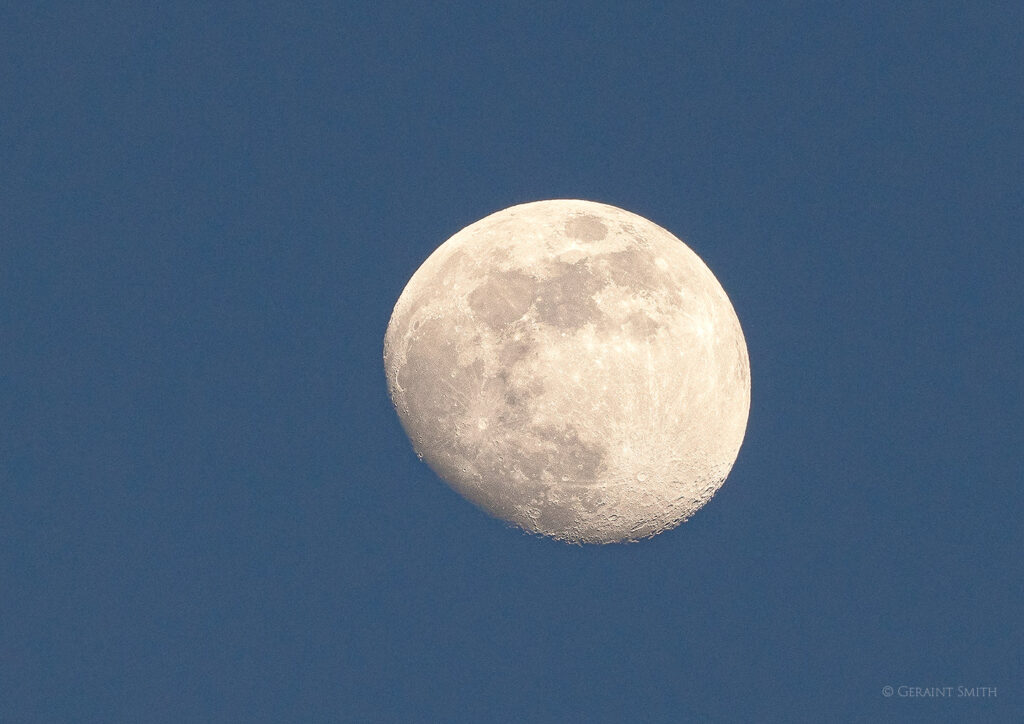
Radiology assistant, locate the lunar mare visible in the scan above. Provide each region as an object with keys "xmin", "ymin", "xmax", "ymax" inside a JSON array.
[{"xmin": 384, "ymin": 200, "xmax": 750, "ymax": 543}]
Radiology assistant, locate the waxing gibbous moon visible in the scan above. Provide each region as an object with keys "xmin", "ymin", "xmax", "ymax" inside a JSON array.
[{"xmin": 384, "ymin": 200, "xmax": 750, "ymax": 543}]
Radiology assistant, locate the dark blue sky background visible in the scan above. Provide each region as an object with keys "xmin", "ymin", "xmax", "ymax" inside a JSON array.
[{"xmin": 2, "ymin": 3, "xmax": 1021, "ymax": 722}]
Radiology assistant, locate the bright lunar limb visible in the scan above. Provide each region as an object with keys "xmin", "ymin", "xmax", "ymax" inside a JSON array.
[{"xmin": 384, "ymin": 200, "xmax": 750, "ymax": 543}]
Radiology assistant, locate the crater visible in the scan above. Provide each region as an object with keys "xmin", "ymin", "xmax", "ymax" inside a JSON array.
[{"xmin": 565, "ymin": 214, "xmax": 608, "ymax": 242}]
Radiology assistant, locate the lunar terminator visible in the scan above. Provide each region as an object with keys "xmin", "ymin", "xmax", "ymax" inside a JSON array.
[{"xmin": 384, "ymin": 200, "xmax": 749, "ymax": 543}]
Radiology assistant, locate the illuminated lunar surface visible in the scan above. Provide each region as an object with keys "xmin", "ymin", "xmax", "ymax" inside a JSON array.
[{"xmin": 383, "ymin": 200, "xmax": 750, "ymax": 543}]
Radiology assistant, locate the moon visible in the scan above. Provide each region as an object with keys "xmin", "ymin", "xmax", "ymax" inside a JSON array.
[{"xmin": 383, "ymin": 200, "xmax": 750, "ymax": 543}]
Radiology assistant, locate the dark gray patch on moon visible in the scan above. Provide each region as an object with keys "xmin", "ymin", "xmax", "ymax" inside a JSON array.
[
  {"xmin": 437, "ymin": 250, "xmax": 469, "ymax": 282},
  {"xmin": 534, "ymin": 261, "xmax": 607, "ymax": 329},
  {"xmin": 533, "ymin": 499, "xmax": 581, "ymax": 539},
  {"xmin": 564, "ymin": 214, "xmax": 608, "ymax": 241},
  {"xmin": 532, "ymin": 424, "xmax": 606, "ymax": 482},
  {"xmin": 495, "ymin": 323, "xmax": 537, "ymax": 368},
  {"xmin": 624, "ymin": 309, "xmax": 658, "ymax": 339},
  {"xmin": 600, "ymin": 248, "xmax": 676, "ymax": 296},
  {"xmin": 498, "ymin": 375, "xmax": 534, "ymax": 420},
  {"xmin": 473, "ymin": 375, "xmax": 528, "ymax": 429},
  {"xmin": 617, "ymin": 222, "xmax": 651, "ymax": 248},
  {"xmin": 468, "ymin": 269, "xmax": 537, "ymax": 329},
  {"xmin": 505, "ymin": 423, "xmax": 606, "ymax": 489}
]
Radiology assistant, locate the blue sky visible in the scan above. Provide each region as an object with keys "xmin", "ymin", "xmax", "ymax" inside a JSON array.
[{"xmin": 2, "ymin": 3, "xmax": 1020, "ymax": 722}]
